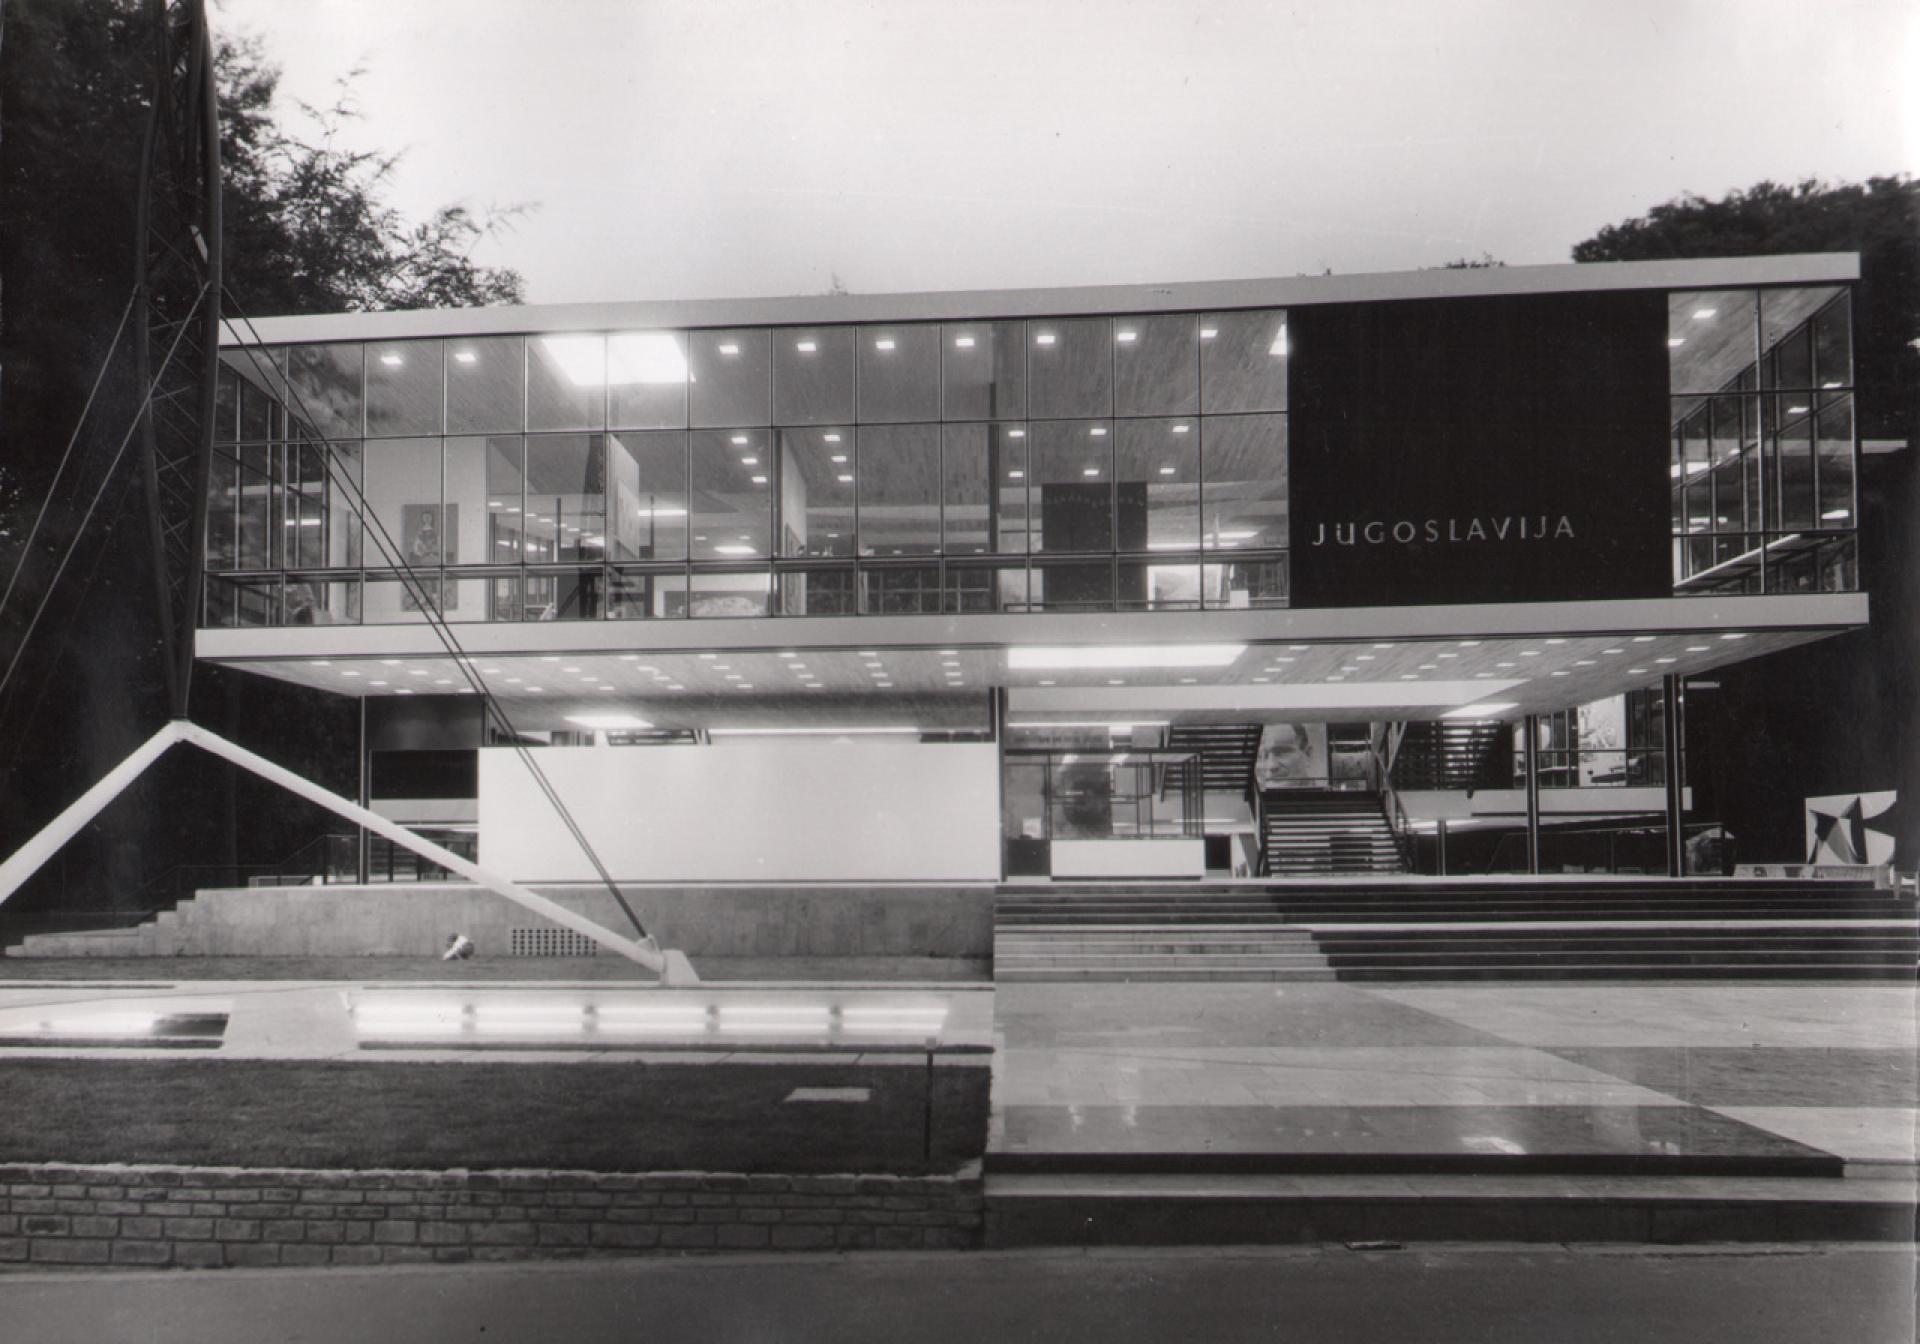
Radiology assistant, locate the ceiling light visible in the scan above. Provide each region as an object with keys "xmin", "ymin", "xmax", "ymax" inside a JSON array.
[
  {"xmin": 1158, "ymin": 466, "xmax": 1177, "ymax": 476},
  {"xmin": 1668, "ymin": 337, "xmax": 1685, "ymax": 348},
  {"xmin": 953, "ymin": 335, "xmax": 976, "ymax": 349},
  {"xmin": 752, "ymin": 475, "xmax": 768, "ymax": 484},
  {"xmin": 830, "ymin": 453, "xmax": 848, "ymax": 464},
  {"xmin": 339, "ymin": 670, "xmax": 361, "ymax": 678},
  {"xmin": 1721, "ymin": 632, "xmax": 1748, "ymax": 641},
  {"xmin": 453, "ymin": 350, "xmax": 477, "ymax": 365},
  {"xmin": 873, "ymin": 338, "xmax": 896, "ymax": 351},
  {"xmin": 1200, "ymin": 327, "xmax": 1217, "ymax": 339},
  {"xmin": 1685, "ymin": 645, "xmax": 1710, "ymax": 653},
  {"xmin": 1034, "ymin": 333, "xmax": 1056, "ymax": 346},
  {"xmin": 1574, "ymin": 659, "xmax": 1596, "ymax": 666},
  {"xmin": 717, "ymin": 342, "xmax": 740, "ymax": 356},
  {"xmin": 1268, "ymin": 325, "xmax": 1289, "ymax": 357},
  {"xmin": 731, "ymin": 434, "xmax": 748, "ymax": 446},
  {"xmin": 796, "ymin": 340, "xmax": 817, "ymax": 353},
  {"xmin": 699, "ymin": 653, "xmax": 718, "ymax": 659},
  {"xmin": 1822, "ymin": 508, "xmax": 1850, "ymax": 520},
  {"xmin": 1081, "ymin": 467, "xmax": 1100, "ymax": 477},
  {"xmin": 1656, "ymin": 657, "xmax": 1677, "ymax": 664},
  {"xmin": 740, "ymin": 455, "xmax": 759, "ymax": 466},
  {"xmin": 1007, "ymin": 428, "xmax": 1025, "ymax": 438},
  {"xmin": 1692, "ymin": 308, "xmax": 1717, "ymax": 320},
  {"xmin": 837, "ymin": 473, "xmax": 854, "ymax": 483},
  {"xmin": 712, "ymin": 544, "xmax": 756, "ymax": 556},
  {"xmin": 1632, "ymin": 635, "xmax": 1656, "ymax": 643},
  {"xmin": 824, "ymin": 433, "xmax": 842, "ymax": 443},
  {"xmin": 1458, "ymin": 640, "xmax": 1481, "ymax": 647},
  {"xmin": 1009, "ymin": 469, "xmax": 1024, "ymax": 479},
  {"xmin": 1089, "ymin": 426, "xmax": 1107, "ymax": 437},
  {"xmin": 369, "ymin": 680, "xmax": 387, "ymax": 687},
  {"xmin": 1010, "ymin": 644, "xmax": 1245, "ymax": 670},
  {"xmin": 1445, "ymin": 702, "xmax": 1516, "ymax": 719},
  {"xmin": 567, "ymin": 713, "xmax": 654, "ymax": 730},
  {"xmin": 394, "ymin": 688, "xmax": 413, "ymax": 696},
  {"xmin": 1629, "ymin": 667, "xmax": 1647, "ymax": 675},
  {"xmin": 378, "ymin": 352, "xmax": 403, "ymax": 366},
  {"xmin": 713, "ymin": 725, "xmax": 923, "ymax": 737},
  {"xmin": 1115, "ymin": 330, "xmax": 1138, "ymax": 343}
]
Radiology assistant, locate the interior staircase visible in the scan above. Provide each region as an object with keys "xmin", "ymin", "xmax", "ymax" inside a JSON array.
[
  {"xmin": 1259, "ymin": 790, "xmax": 1406, "ymax": 876},
  {"xmin": 1162, "ymin": 724, "xmax": 1261, "ymax": 795},
  {"xmin": 993, "ymin": 878, "xmax": 1920, "ymax": 983}
]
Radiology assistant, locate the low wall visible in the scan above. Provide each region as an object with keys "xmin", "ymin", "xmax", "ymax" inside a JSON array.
[
  {"xmin": 155, "ymin": 883, "xmax": 996, "ymax": 960},
  {"xmin": 0, "ymin": 1164, "xmax": 984, "ymax": 1268}
]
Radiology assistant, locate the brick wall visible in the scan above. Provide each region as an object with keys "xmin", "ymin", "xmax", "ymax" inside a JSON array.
[{"xmin": 0, "ymin": 1163, "xmax": 985, "ymax": 1269}]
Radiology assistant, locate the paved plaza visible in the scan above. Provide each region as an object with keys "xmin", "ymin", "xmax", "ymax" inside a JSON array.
[{"xmin": 991, "ymin": 981, "xmax": 1919, "ymax": 1173}]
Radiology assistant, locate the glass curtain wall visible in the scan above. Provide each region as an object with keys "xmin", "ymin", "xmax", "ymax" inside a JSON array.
[
  {"xmin": 1668, "ymin": 287, "xmax": 1857, "ymax": 594},
  {"xmin": 205, "ymin": 311, "xmax": 1291, "ymax": 625}
]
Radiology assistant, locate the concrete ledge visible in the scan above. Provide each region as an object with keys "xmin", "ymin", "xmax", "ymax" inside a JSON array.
[{"xmin": 10, "ymin": 884, "xmax": 996, "ymax": 961}]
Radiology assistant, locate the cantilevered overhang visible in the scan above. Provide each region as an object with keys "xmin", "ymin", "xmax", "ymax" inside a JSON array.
[
  {"xmin": 196, "ymin": 591, "xmax": 1865, "ymax": 731},
  {"xmin": 220, "ymin": 254, "xmax": 1860, "ymax": 346}
]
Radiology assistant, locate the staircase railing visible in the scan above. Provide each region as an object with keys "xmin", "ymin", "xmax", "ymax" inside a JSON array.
[{"xmin": 1369, "ymin": 746, "xmax": 1418, "ymax": 873}]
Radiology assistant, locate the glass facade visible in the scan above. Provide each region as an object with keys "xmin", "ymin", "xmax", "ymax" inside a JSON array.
[
  {"xmin": 1668, "ymin": 287, "xmax": 1858, "ymax": 595},
  {"xmin": 206, "ymin": 310, "xmax": 1292, "ymax": 625},
  {"xmin": 201, "ymin": 285, "xmax": 1859, "ymax": 626}
]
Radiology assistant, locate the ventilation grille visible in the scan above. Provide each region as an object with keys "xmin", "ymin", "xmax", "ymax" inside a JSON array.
[{"xmin": 509, "ymin": 928, "xmax": 599, "ymax": 958}]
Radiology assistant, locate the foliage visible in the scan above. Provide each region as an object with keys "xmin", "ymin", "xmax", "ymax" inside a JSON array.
[
  {"xmin": 216, "ymin": 33, "xmax": 528, "ymax": 316},
  {"xmin": 1573, "ymin": 177, "xmax": 1920, "ymax": 440}
]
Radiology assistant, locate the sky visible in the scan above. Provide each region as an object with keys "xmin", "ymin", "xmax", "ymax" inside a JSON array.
[{"xmin": 210, "ymin": 0, "xmax": 1917, "ymax": 307}]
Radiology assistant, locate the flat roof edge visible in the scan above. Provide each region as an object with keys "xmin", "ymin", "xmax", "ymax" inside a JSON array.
[{"xmin": 219, "ymin": 253, "xmax": 1862, "ymax": 347}]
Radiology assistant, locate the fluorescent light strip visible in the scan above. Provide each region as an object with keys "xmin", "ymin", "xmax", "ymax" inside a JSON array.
[{"xmin": 1009, "ymin": 644, "xmax": 1244, "ymax": 670}]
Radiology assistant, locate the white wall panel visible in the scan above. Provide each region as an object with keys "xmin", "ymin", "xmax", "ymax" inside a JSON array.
[{"xmin": 479, "ymin": 740, "xmax": 1000, "ymax": 882}]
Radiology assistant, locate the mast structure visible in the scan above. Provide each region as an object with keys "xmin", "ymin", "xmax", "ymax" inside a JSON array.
[{"xmin": 133, "ymin": 0, "xmax": 222, "ymax": 718}]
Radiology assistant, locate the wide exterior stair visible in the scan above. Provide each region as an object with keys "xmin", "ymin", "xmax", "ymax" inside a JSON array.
[
  {"xmin": 994, "ymin": 884, "xmax": 1331, "ymax": 982},
  {"xmin": 1260, "ymin": 790, "xmax": 1406, "ymax": 876},
  {"xmin": 993, "ymin": 878, "xmax": 1920, "ymax": 983}
]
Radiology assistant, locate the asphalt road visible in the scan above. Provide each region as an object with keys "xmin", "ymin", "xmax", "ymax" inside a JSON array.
[{"xmin": 4, "ymin": 1244, "xmax": 1914, "ymax": 1344}]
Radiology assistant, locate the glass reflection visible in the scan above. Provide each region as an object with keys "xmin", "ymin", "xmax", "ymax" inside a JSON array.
[
  {"xmin": 1199, "ymin": 310, "xmax": 1287, "ymax": 413},
  {"xmin": 689, "ymin": 329, "xmax": 771, "ymax": 428},
  {"xmin": 1114, "ymin": 315, "xmax": 1198, "ymax": 417},
  {"xmin": 1029, "ymin": 420, "xmax": 1112, "ymax": 553},
  {"xmin": 779, "ymin": 427, "xmax": 856, "ymax": 557},
  {"xmin": 529, "ymin": 334, "xmax": 606, "ymax": 431},
  {"xmin": 523, "ymin": 434, "xmax": 607, "ymax": 563},
  {"xmin": 858, "ymin": 324, "xmax": 941, "ymax": 423},
  {"xmin": 367, "ymin": 340, "xmax": 443, "ymax": 437},
  {"xmin": 773, "ymin": 327, "xmax": 854, "ymax": 425},
  {"xmin": 1200, "ymin": 414, "xmax": 1286, "ymax": 550},
  {"xmin": 689, "ymin": 428, "xmax": 772, "ymax": 559},
  {"xmin": 608, "ymin": 431, "xmax": 689, "ymax": 562},
  {"xmin": 944, "ymin": 321, "xmax": 1026, "ymax": 420},
  {"xmin": 857, "ymin": 424, "xmax": 941, "ymax": 556},
  {"xmin": 446, "ymin": 336, "xmax": 526, "ymax": 434},
  {"xmin": 608, "ymin": 330, "xmax": 690, "ymax": 429},
  {"xmin": 1028, "ymin": 319, "xmax": 1112, "ymax": 419}
]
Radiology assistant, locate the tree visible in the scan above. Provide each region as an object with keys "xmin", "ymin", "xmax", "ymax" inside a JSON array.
[
  {"xmin": 0, "ymin": 1, "xmax": 531, "ymax": 918},
  {"xmin": 216, "ymin": 33, "xmax": 527, "ymax": 317},
  {"xmin": 1572, "ymin": 177, "xmax": 1919, "ymax": 442}
]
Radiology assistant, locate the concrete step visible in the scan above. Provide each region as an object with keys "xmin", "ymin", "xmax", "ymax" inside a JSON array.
[
  {"xmin": 6, "ymin": 929, "xmax": 145, "ymax": 958},
  {"xmin": 983, "ymin": 1172, "xmax": 1917, "ymax": 1246}
]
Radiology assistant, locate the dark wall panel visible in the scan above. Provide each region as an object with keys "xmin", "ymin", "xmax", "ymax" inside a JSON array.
[{"xmin": 1287, "ymin": 292, "xmax": 1671, "ymax": 607}]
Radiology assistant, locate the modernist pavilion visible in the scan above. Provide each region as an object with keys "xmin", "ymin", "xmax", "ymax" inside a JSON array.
[{"xmin": 194, "ymin": 253, "xmax": 1871, "ymax": 897}]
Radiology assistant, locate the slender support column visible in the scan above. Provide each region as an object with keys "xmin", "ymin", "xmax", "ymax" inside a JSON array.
[
  {"xmin": 1522, "ymin": 714, "xmax": 1542, "ymax": 876},
  {"xmin": 356, "ymin": 697, "xmax": 371, "ymax": 885},
  {"xmin": 1436, "ymin": 819, "xmax": 1449, "ymax": 877},
  {"xmin": 1662, "ymin": 674, "xmax": 1687, "ymax": 877}
]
